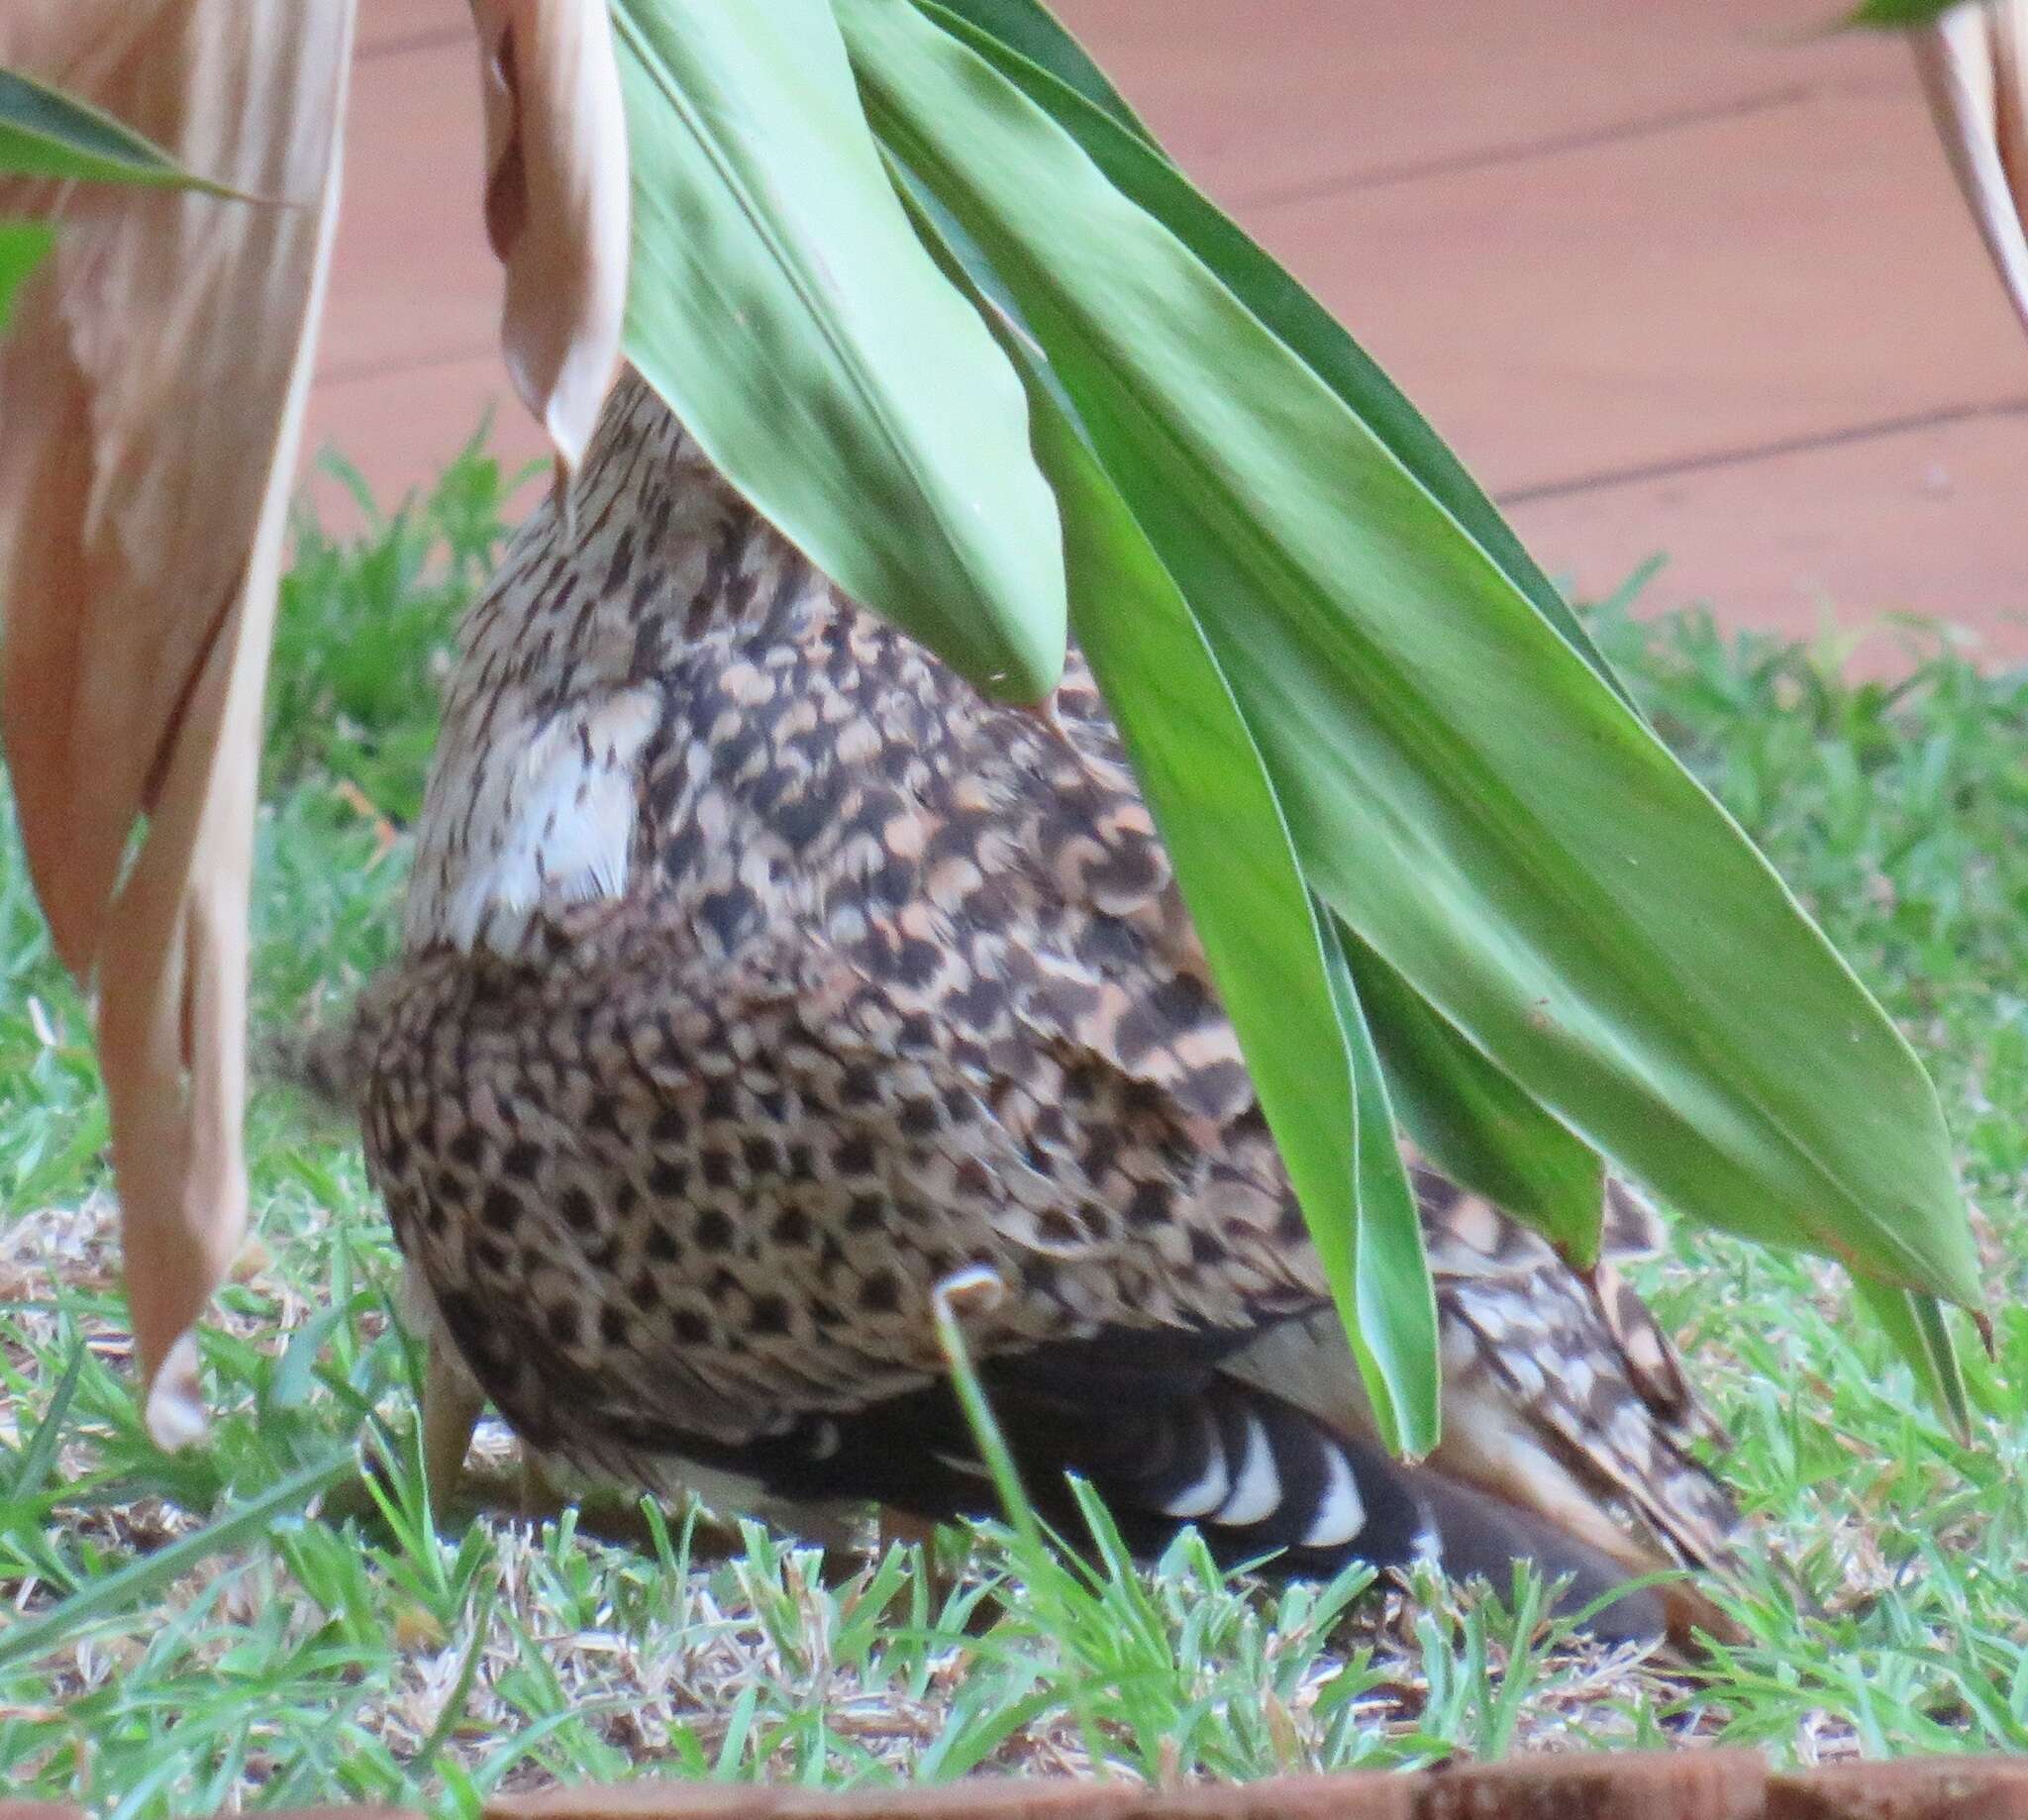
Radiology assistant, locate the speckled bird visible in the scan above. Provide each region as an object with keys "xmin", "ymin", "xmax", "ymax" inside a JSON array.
[{"xmin": 343, "ymin": 371, "xmax": 1743, "ymax": 1645}]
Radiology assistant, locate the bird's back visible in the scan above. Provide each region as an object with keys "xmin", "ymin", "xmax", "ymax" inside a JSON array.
[{"xmin": 358, "ymin": 371, "xmax": 1742, "ymax": 1645}]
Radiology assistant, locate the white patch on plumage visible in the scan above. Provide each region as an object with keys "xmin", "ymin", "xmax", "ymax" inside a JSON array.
[
  {"xmin": 1300, "ymin": 1442, "xmax": 1366, "ymax": 1548},
  {"xmin": 1440, "ymin": 1317, "xmax": 1480, "ymax": 1374},
  {"xmin": 1621, "ymin": 1321, "xmax": 1669, "ymax": 1377},
  {"xmin": 414, "ymin": 688, "xmax": 659, "ymax": 956},
  {"xmin": 1215, "ymin": 1410, "xmax": 1280, "ymax": 1527},
  {"xmin": 1608, "ymin": 1403, "xmax": 1654, "ymax": 1461},
  {"xmin": 1159, "ymin": 1410, "xmax": 1231, "ymax": 1518}
]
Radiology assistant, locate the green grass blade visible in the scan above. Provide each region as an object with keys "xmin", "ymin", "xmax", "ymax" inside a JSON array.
[
  {"xmin": 6, "ymin": 1336, "xmax": 84, "ymax": 1500},
  {"xmin": 0, "ymin": 219, "xmax": 51, "ymax": 330},
  {"xmin": 610, "ymin": 0, "xmax": 1065, "ymax": 702},
  {"xmin": 929, "ymin": 1275, "xmax": 1110, "ymax": 1769},
  {"xmin": 841, "ymin": 0, "xmax": 1978, "ymax": 1335},
  {"xmin": 0, "ymin": 1445, "xmax": 355, "ymax": 1676},
  {"xmin": 267, "ymin": 1294, "xmax": 369, "ymax": 1412},
  {"xmin": 0, "ymin": 67, "xmax": 235, "ymax": 191},
  {"xmin": 410, "ymin": 1573, "xmax": 499, "ymax": 1778}
]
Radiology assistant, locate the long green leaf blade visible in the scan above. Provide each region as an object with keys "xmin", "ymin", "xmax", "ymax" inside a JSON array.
[
  {"xmin": 912, "ymin": 0, "xmax": 1161, "ymax": 148},
  {"xmin": 610, "ymin": 0, "xmax": 1065, "ymax": 702},
  {"xmin": 841, "ymin": 0, "xmax": 1978, "ymax": 1328},
  {"xmin": 1346, "ymin": 923, "xmax": 1605, "ymax": 1265},
  {"xmin": 6, "ymin": 1338, "xmax": 84, "ymax": 1500},
  {"xmin": 1020, "ymin": 348, "xmax": 1438, "ymax": 1453},
  {"xmin": 897, "ymin": 165, "xmax": 1438, "ymax": 1446},
  {"xmin": 1845, "ymin": 1, "xmax": 1963, "ymax": 24},
  {"xmin": 0, "ymin": 66, "xmax": 231, "ymax": 191},
  {"xmin": 1317, "ymin": 911, "xmax": 1441, "ymax": 1453},
  {"xmin": 1855, "ymin": 1279, "xmax": 1971, "ymax": 1436},
  {"xmin": 902, "ymin": 0, "xmax": 1635, "ymax": 714}
]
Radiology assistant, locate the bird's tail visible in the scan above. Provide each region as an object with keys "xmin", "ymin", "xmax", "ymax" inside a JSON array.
[{"xmin": 978, "ymin": 1368, "xmax": 1687, "ymax": 1648}]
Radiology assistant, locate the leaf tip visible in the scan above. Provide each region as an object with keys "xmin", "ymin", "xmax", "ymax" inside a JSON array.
[
  {"xmin": 144, "ymin": 1331, "xmax": 210, "ymax": 1451},
  {"xmin": 471, "ymin": 0, "xmax": 632, "ymax": 482}
]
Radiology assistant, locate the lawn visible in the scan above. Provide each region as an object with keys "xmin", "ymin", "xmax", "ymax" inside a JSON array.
[{"xmin": 2, "ymin": 438, "xmax": 2026, "ymax": 1815}]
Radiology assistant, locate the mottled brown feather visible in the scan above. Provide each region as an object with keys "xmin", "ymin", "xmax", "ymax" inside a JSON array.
[{"xmin": 353, "ymin": 371, "xmax": 1744, "ymax": 1628}]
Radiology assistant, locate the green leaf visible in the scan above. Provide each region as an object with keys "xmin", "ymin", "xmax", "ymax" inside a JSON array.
[
  {"xmin": 1025, "ymin": 339, "xmax": 1436, "ymax": 1452},
  {"xmin": 841, "ymin": 0, "xmax": 1979, "ymax": 1335},
  {"xmin": 1855, "ymin": 1280, "xmax": 1970, "ymax": 1436},
  {"xmin": 1345, "ymin": 924, "xmax": 1605, "ymax": 1266},
  {"xmin": 898, "ymin": 170, "xmax": 1438, "ymax": 1448},
  {"xmin": 1844, "ymin": 0, "xmax": 1963, "ymax": 25},
  {"xmin": 609, "ymin": 0, "xmax": 1065, "ymax": 702},
  {"xmin": 911, "ymin": 0, "xmax": 1161, "ymax": 149},
  {"xmin": 0, "ymin": 218, "xmax": 52, "ymax": 330},
  {"xmin": 0, "ymin": 65, "xmax": 231, "ymax": 191},
  {"xmin": 903, "ymin": 0, "xmax": 1636, "ymax": 716},
  {"xmin": 1317, "ymin": 912, "xmax": 1441, "ymax": 1454}
]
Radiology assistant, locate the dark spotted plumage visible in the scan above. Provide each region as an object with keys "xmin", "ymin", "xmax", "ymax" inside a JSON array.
[{"xmin": 352, "ymin": 372, "xmax": 1742, "ymax": 1643}]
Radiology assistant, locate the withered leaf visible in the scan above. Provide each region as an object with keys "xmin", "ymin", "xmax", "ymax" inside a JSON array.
[
  {"xmin": 0, "ymin": 0, "xmax": 356, "ymax": 1444},
  {"xmin": 468, "ymin": 0, "xmax": 630, "ymax": 482}
]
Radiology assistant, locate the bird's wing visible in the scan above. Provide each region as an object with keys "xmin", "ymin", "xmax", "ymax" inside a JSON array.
[
  {"xmin": 1435, "ymin": 1244, "xmax": 1740, "ymax": 1577},
  {"xmin": 1411, "ymin": 1166, "xmax": 1712, "ymax": 1442},
  {"xmin": 367, "ymin": 906, "xmax": 1320, "ymax": 1444},
  {"xmin": 943, "ymin": 661, "xmax": 1743, "ymax": 1592},
  {"xmin": 370, "ymin": 922, "xmax": 1498, "ymax": 1600}
]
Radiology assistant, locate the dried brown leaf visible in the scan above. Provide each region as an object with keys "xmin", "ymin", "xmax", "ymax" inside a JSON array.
[
  {"xmin": 1911, "ymin": 0, "xmax": 2028, "ymax": 337},
  {"xmin": 0, "ymin": 0, "xmax": 355, "ymax": 1443},
  {"xmin": 468, "ymin": 0, "xmax": 629, "ymax": 481}
]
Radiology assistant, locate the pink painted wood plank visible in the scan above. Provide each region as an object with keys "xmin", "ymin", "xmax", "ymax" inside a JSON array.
[
  {"xmin": 299, "ymin": 355, "xmax": 547, "ymax": 528},
  {"xmin": 1507, "ymin": 410, "xmax": 2028, "ymax": 664},
  {"xmin": 1243, "ymin": 86, "xmax": 2028, "ymax": 495},
  {"xmin": 355, "ymin": 0, "xmax": 466, "ymax": 57},
  {"xmin": 319, "ymin": 39, "xmax": 500, "ymax": 386},
  {"xmin": 1050, "ymin": 0, "xmax": 1895, "ymax": 210}
]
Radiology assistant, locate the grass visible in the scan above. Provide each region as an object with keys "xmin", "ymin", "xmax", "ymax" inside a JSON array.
[{"xmin": 1, "ymin": 445, "xmax": 2026, "ymax": 1813}]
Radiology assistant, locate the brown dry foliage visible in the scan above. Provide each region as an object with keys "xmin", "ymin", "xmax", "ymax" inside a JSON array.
[
  {"xmin": 469, "ymin": 0, "xmax": 630, "ymax": 486},
  {"xmin": 0, "ymin": 0, "xmax": 355, "ymax": 1445},
  {"xmin": 1911, "ymin": 1, "xmax": 2028, "ymax": 337},
  {"xmin": 0, "ymin": 0, "xmax": 626, "ymax": 1441}
]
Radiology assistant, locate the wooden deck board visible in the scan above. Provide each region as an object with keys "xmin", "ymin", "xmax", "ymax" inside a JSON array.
[
  {"xmin": 1244, "ymin": 85, "xmax": 2028, "ymax": 494},
  {"xmin": 300, "ymin": 354, "xmax": 546, "ymax": 524},
  {"xmin": 1049, "ymin": 0, "xmax": 1893, "ymax": 209},
  {"xmin": 355, "ymin": 0, "xmax": 465, "ymax": 56},
  {"xmin": 320, "ymin": 40, "xmax": 498, "ymax": 386},
  {"xmin": 1507, "ymin": 408, "xmax": 2028, "ymax": 667},
  {"xmin": 305, "ymin": 3, "xmax": 2028, "ymax": 653}
]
